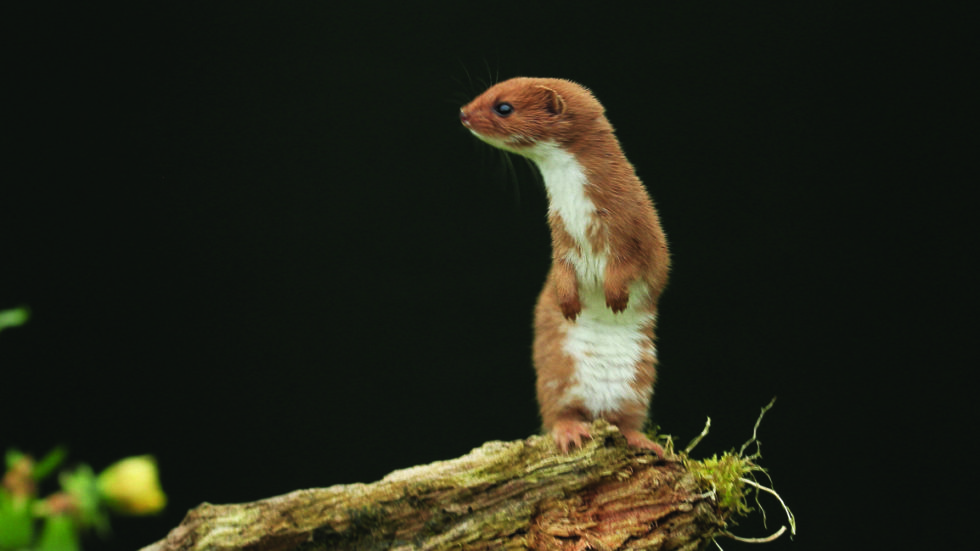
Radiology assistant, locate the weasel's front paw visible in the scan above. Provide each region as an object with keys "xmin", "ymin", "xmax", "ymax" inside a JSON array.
[
  {"xmin": 604, "ymin": 287, "xmax": 629, "ymax": 313},
  {"xmin": 559, "ymin": 295, "xmax": 581, "ymax": 321}
]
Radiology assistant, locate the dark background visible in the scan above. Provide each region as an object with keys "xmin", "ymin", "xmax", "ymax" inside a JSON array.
[{"xmin": 1, "ymin": 3, "xmax": 967, "ymax": 550}]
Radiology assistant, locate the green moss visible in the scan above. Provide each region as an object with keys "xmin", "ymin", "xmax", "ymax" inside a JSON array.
[
  {"xmin": 685, "ymin": 452, "xmax": 759, "ymax": 518},
  {"xmin": 679, "ymin": 399, "xmax": 796, "ymax": 542}
]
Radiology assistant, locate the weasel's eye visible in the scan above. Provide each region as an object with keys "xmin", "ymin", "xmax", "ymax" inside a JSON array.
[{"xmin": 493, "ymin": 102, "xmax": 514, "ymax": 117}]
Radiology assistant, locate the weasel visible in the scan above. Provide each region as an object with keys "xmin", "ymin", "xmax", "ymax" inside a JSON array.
[{"xmin": 460, "ymin": 78, "xmax": 670, "ymax": 455}]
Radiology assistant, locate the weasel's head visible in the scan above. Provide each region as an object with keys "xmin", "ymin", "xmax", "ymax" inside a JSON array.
[{"xmin": 459, "ymin": 77, "xmax": 606, "ymax": 158}]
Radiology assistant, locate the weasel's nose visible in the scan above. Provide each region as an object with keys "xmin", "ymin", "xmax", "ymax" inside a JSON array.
[{"xmin": 459, "ymin": 109, "xmax": 470, "ymax": 126}]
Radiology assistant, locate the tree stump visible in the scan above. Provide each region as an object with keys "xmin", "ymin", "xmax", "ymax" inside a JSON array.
[{"xmin": 140, "ymin": 422, "xmax": 751, "ymax": 551}]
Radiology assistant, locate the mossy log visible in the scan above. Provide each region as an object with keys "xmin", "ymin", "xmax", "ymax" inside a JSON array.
[{"xmin": 141, "ymin": 421, "xmax": 744, "ymax": 551}]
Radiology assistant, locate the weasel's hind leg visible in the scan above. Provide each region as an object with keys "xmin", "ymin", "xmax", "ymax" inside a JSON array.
[
  {"xmin": 551, "ymin": 418, "xmax": 592, "ymax": 453},
  {"xmin": 620, "ymin": 429, "xmax": 665, "ymax": 458}
]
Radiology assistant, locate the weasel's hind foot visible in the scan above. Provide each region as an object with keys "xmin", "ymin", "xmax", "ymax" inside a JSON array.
[
  {"xmin": 621, "ymin": 429, "xmax": 666, "ymax": 458},
  {"xmin": 551, "ymin": 420, "xmax": 592, "ymax": 453}
]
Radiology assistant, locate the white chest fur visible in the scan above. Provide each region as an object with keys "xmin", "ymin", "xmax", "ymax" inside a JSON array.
[
  {"xmin": 532, "ymin": 145, "xmax": 596, "ymax": 250},
  {"xmin": 530, "ymin": 142, "xmax": 654, "ymax": 416},
  {"xmin": 531, "ymin": 143, "xmax": 606, "ymax": 284}
]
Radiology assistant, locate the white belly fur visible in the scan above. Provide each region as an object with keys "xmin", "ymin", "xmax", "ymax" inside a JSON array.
[{"xmin": 562, "ymin": 282, "xmax": 654, "ymax": 416}]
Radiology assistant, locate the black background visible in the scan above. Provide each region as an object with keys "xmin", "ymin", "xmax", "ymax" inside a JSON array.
[{"xmin": 1, "ymin": 3, "xmax": 967, "ymax": 550}]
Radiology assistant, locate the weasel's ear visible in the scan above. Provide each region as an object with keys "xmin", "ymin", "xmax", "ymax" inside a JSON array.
[{"xmin": 535, "ymin": 85, "xmax": 567, "ymax": 115}]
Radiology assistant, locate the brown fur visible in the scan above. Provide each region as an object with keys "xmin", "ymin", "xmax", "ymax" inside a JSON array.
[{"xmin": 461, "ymin": 78, "xmax": 670, "ymax": 454}]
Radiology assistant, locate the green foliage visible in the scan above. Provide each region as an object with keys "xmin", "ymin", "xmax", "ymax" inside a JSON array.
[
  {"xmin": 0, "ymin": 491, "xmax": 34, "ymax": 548},
  {"xmin": 0, "ymin": 307, "xmax": 30, "ymax": 333},
  {"xmin": 31, "ymin": 449, "xmax": 67, "ymax": 483},
  {"xmin": 59, "ymin": 465, "xmax": 109, "ymax": 536},
  {"xmin": 36, "ymin": 516, "xmax": 79, "ymax": 551},
  {"xmin": 1, "ymin": 449, "xmax": 165, "ymax": 551},
  {"xmin": 1, "ymin": 310, "xmax": 167, "ymax": 550}
]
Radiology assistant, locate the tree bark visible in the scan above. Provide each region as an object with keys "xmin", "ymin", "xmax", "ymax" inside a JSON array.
[{"xmin": 141, "ymin": 422, "xmax": 734, "ymax": 551}]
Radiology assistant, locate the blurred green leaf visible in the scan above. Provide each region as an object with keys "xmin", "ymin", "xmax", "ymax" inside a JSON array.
[
  {"xmin": 0, "ymin": 491, "xmax": 34, "ymax": 549},
  {"xmin": 4, "ymin": 449, "xmax": 25, "ymax": 471},
  {"xmin": 0, "ymin": 307, "xmax": 30, "ymax": 333},
  {"xmin": 59, "ymin": 465, "xmax": 108, "ymax": 533},
  {"xmin": 36, "ymin": 515, "xmax": 79, "ymax": 551},
  {"xmin": 33, "ymin": 447, "xmax": 68, "ymax": 481}
]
